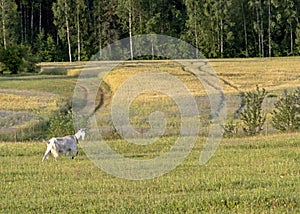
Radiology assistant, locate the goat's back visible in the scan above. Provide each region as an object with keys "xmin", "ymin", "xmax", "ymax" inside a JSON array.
[{"xmin": 55, "ymin": 136, "xmax": 78, "ymax": 152}]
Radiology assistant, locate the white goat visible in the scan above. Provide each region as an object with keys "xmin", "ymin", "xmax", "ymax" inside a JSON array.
[{"xmin": 42, "ymin": 128, "xmax": 86, "ymax": 161}]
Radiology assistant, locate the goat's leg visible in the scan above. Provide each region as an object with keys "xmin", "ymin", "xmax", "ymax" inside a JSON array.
[
  {"xmin": 42, "ymin": 146, "xmax": 52, "ymax": 162},
  {"xmin": 71, "ymin": 149, "xmax": 78, "ymax": 160},
  {"xmin": 51, "ymin": 149, "xmax": 59, "ymax": 161}
]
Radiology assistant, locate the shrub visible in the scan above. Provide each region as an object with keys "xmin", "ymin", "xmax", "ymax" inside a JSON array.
[
  {"xmin": 240, "ymin": 86, "xmax": 268, "ymax": 136},
  {"xmin": 223, "ymin": 120, "xmax": 238, "ymax": 138},
  {"xmin": 272, "ymin": 88, "xmax": 300, "ymax": 132},
  {"xmin": 0, "ymin": 44, "xmax": 38, "ymax": 74},
  {"xmin": 47, "ymin": 110, "xmax": 74, "ymax": 138},
  {"xmin": 47, "ymin": 104, "xmax": 88, "ymax": 138}
]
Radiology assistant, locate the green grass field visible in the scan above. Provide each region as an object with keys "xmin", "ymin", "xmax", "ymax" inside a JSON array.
[
  {"xmin": 0, "ymin": 58, "xmax": 300, "ymax": 212},
  {"xmin": 1, "ymin": 133, "xmax": 299, "ymax": 213}
]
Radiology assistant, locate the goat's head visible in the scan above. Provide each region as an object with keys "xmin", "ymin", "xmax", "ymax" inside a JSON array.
[{"xmin": 76, "ymin": 128, "xmax": 86, "ymax": 140}]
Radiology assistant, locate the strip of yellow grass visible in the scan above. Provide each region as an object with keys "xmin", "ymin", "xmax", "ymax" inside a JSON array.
[
  {"xmin": 211, "ymin": 57, "xmax": 300, "ymax": 93},
  {"xmin": 0, "ymin": 90, "xmax": 59, "ymax": 112},
  {"xmin": 104, "ymin": 60, "xmax": 206, "ymax": 99},
  {"xmin": 104, "ymin": 58, "xmax": 300, "ymax": 99}
]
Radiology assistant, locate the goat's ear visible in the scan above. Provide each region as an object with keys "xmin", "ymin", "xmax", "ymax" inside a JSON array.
[{"xmin": 42, "ymin": 139, "xmax": 48, "ymax": 144}]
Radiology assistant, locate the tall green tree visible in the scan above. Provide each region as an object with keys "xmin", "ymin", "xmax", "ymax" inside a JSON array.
[
  {"xmin": 183, "ymin": 0, "xmax": 204, "ymax": 58},
  {"xmin": 74, "ymin": 0, "xmax": 87, "ymax": 61},
  {"xmin": 0, "ymin": 0, "xmax": 19, "ymax": 49},
  {"xmin": 282, "ymin": 0, "xmax": 298, "ymax": 55},
  {"xmin": 295, "ymin": 23, "xmax": 300, "ymax": 54},
  {"xmin": 249, "ymin": 0, "xmax": 265, "ymax": 57},
  {"xmin": 230, "ymin": 0, "xmax": 253, "ymax": 57},
  {"xmin": 117, "ymin": 0, "xmax": 142, "ymax": 59},
  {"xmin": 184, "ymin": 0, "xmax": 223, "ymax": 57},
  {"xmin": 53, "ymin": 0, "xmax": 72, "ymax": 62},
  {"xmin": 34, "ymin": 30, "xmax": 57, "ymax": 61},
  {"xmin": 217, "ymin": 0, "xmax": 235, "ymax": 57},
  {"xmin": 91, "ymin": 0, "xmax": 120, "ymax": 59}
]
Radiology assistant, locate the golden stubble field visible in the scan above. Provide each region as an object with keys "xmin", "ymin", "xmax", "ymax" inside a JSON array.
[
  {"xmin": 211, "ymin": 57, "xmax": 300, "ymax": 93},
  {"xmin": 95, "ymin": 58, "xmax": 299, "ymax": 137},
  {"xmin": 104, "ymin": 57, "xmax": 300, "ymax": 96}
]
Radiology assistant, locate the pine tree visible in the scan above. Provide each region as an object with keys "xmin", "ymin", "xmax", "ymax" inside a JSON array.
[{"xmin": 34, "ymin": 30, "xmax": 57, "ymax": 62}]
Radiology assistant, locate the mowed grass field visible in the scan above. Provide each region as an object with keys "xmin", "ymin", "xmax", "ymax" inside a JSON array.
[
  {"xmin": 0, "ymin": 57, "xmax": 300, "ymax": 212},
  {"xmin": 1, "ymin": 133, "xmax": 299, "ymax": 213}
]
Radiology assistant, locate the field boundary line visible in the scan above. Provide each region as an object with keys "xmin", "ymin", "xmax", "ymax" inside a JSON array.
[{"xmin": 0, "ymin": 128, "xmax": 17, "ymax": 142}]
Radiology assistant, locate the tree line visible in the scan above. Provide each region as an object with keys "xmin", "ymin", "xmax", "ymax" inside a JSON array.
[{"xmin": 1, "ymin": 0, "xmax": 300, "ymax": 63}]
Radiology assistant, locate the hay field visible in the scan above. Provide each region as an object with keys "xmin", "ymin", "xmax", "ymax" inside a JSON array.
[
  {"xmin": 211, "ymin": 57, "xmax": 300, "ymax": 93},
  {"xmin": 96, "ymin": 58, "xmax": 300, "ymax": 137}
]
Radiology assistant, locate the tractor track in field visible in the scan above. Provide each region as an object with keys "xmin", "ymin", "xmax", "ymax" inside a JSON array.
[
  {"xmin": 198, "ymin": 61, "xmax": 226, "ymax": 119},
  {"xmin": 71, "ymin": 79, "xmax": 110, "ymax": 118}
]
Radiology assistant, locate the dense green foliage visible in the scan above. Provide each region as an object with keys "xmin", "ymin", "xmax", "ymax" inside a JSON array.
[
  {"xmin": 0, "ymin": 44, "xmax": 38, "ymax": 74},
  {"xmin": 48, "ymin": 109, "xmax": 74, "ymax": 138},
  {"xmin": 1, "ymin": 0, "xmax": 300, "ymax": 62}
]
